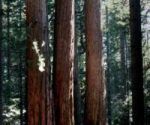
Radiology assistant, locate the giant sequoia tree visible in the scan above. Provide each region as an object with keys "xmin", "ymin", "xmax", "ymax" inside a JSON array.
[
  {"xmin": 84, "ymin": 0, "xmax": 106, "ymax": 124},
  {"xmin": 129, "ymin": 0, "xmax": 144, "ymax": 125},
  {"xmin": 26, "ymin": 0, "xmax": 52, "ymax": 124},
  {"xmin": 53, "ymin": 0, "xmax": 75, "ymax": 125},
  {"xmin": 0, "ymin": 0, "xmax": 149, "ymax": 124}
]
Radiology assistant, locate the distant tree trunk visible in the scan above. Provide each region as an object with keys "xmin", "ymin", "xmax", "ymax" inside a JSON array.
[
  {"xmin": 129, "ymin": 0, "xmax": 144, "ymax": 124},
  {"xmin": 105, "ymin": 7, "xmax": 112, "ymax": 125},
  {"xmin": 120, "ymin": 30, "xmax": 130, "ymax": 125},
  {"xmin": 19, "ymin": 1, "xmax": 23, "ymax": 124},
  {"xmin": 84, "ymin": 0, "xmax": 106, "ymax": 125},
  {"xmin": 24, "ymin": 46, "xmax": 27, "ymax": 125},
  {"xmin": 74, "ymin": 3, "xmax": 83, "ymax": 124},
  {"xmin": 53, "ymin": 0, "xmax": 75, "ymax": 125},
  {"xmin": 0, "ymin": 0, "xmax": 3, "ymax": 123},
  {"xmin": 7, "ymin": 0, "xmax": 10, "ymax": 104},
  {"xmin": 19, "ymin": 53, "xmax": 23, "ymax": 125},
  {"xmin": 124, "ymin": 32, "xmax": 131, "ymax": 124},
  {"xmin": 74, "ymin": 27, "xmax": 82, "ymax": 125},
  {"xmin": 26, "ymin": 0, "xmax": 52, "ymax": 124},
  {"xmin": 120, "ymin": 29, "xmax": 127, "ymax": 96}
]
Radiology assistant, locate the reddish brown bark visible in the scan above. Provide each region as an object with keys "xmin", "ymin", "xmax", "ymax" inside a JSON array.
[
  {"xmin": 26, "ymin": 0, "xmax": 52, "ymax": 124},
  {"xmin": 84, "ymin": 0, "xmax": 106, "ymax": 125},
  {"xmin": 53, "ymin": 0, "xmax": 75, "ymax": 125}
]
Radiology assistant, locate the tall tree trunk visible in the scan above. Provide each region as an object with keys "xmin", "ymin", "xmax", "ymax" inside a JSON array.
[
  {"xmin": 74, "ymin": 28, "xmax": 82, "ymax": 125},
  {"xmin": 19, "ymin": 53, "xmax": 24, "ymax": 125},
  {"xmin": 105, "ymin": 7, "xmax": 112, "ymax": 125},
  {"xmin": 53, "ymin": 0, "xmax": 75, "ymax": 125},
  {"xmin": 26, "ymin": 0, "xmax": 52, "ymax": 124},
  {"xmin": 120, "ymin": 30, "xmax": 127, "ymax": 97},
  {"xmin": 84, "ymin": 0, "xmax": 106, "ymax": 125},
  {"xmin": 124, "ymin": 32, "xmax": 131, "ymax": 124},
  {"xmin": 120, "ymin": 30, "xmax": 130, "ymax": 125},
  {"xmin": 19, "ymin": 1, "xmax": 23, "ymax": 124},
  {"xmin": 129, "ymin": 0, "xmax": 144, "ymax": 124},
  {"xmin": 7, "ymin": 0, "xmax": 10, "ymax": 105},
  {"xmin": 0, "ymin": 0, "xmax": 3, "ymax": 123},
  {"xmin": 74, "ymin": 3, "xmax": 83, "ymax": 124}
]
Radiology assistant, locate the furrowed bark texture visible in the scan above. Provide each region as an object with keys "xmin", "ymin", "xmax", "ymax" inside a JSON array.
[
  {"xmin": 26, "ymin": 0, "xmax": 52, "ymax": 124},
  {"xmin": 84, "ymin": 0, "xmax": 106, "ymax": 125},
  {"xmin": 53, "ymin": 0, "xmax": 75, "ymax": 125}
]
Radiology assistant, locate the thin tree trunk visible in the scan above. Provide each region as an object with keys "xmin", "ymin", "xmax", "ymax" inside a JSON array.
[
  {"xmin": 7, "ymin": 0, "xmax": 10, "ymax": 105},
  {"xmin": 125, "ymin": 38, "xmax": 131, "ymax": 125},
  {"xmin": 18, "ymin": 1, "xmax": 24, "ymax": 124},
  {"xmin": 120, "ymin": 30, "xmax": 130, "ymax": 125},
  {"xmin": 120, "ymin": 29, "xmax": 127, "ymax": 97},
  {"xmin": 74, "ymin": 28, "xmax": 82, "ymax": 125},
  {"xmin": 129, "ymin": 0, "xmax": 144, "ymax": 124},
  {"xmin": 120, "ymin": 30, "xmax": 126, "ymax": 78},
  {"xmin": 84, "ymin": 0, "xmax": 106, "ymax": 124},
  {"xmin": 0, "ymin": 0, "xmax": 3, "ymax": 123},
  {"xmin": 105, "ymin": 6, "xmax": 112, "ymax": 125},
  {"xmin": 53, "ymin": 0, "xmax": 75, "ymax": 125},
  {"xmin": 19, "ymin": 53, "xmax": 24, "ymax": 125},
  {"xmin": 26, "ymin": 0, "xmax": 52, "ymax": 124},
  {"xmin": 74, "ymin": 3, "xmax": 83, "ymax": 124}
]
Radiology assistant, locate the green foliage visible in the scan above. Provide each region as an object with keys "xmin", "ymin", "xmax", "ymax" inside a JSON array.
[{"xmin": 1, "ymin": 0, "xmax": 26, "ymax": 124}]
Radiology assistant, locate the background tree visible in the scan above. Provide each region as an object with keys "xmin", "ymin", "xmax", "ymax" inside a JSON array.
[
  {"xmin": 74, "ymin": 0, "xmax": 85, "ymax": 124},
  {"xmin": 129, "ymin": 0, "xmax": 145, "ymax": 124},
  {"xmin": 103, "ymin": 0, "xmax": 131, "ymax": 124},
  {"xmin": 105, "ymin": 6, "xmax": 112, "ymax": 125},
  {"xmin": 0, "ymin": 0, "xmax": 3, "ymax": 123}
]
